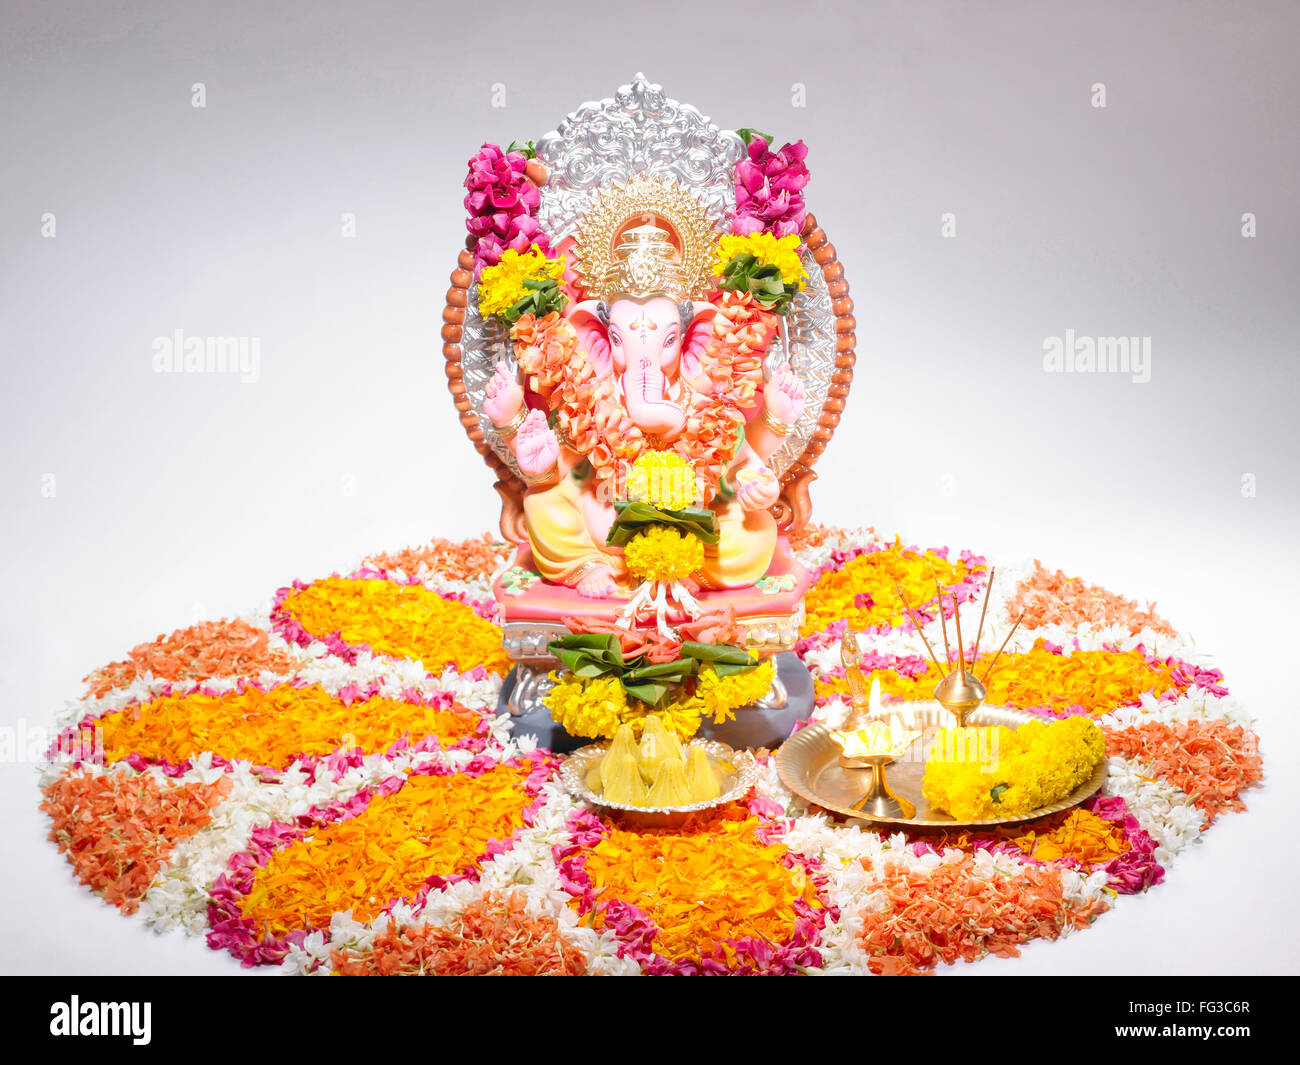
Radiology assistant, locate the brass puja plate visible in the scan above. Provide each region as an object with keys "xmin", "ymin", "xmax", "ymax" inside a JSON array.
[{"xmin": 775, "ymin": 701, "xmax": 1107, "ymax": 830}]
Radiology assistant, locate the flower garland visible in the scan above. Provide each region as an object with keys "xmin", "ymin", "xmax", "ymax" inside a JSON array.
[
  {"xmin": 464, "ymin": 143, "xmax": 550, "ymax": 274},
  {"xmin": 547, "ymin": 659, "xmax": 776, "ymax": 741},
  {"xmin": 711, "ymin": 232, "xmax": 808, "ymax": 315},
  {"xmin": 477, "ymin": 245, "xmax": 567, "ymax": 323},
  {"xmin": 922, "ymin": 716, "xmax": 1105, "ymax": 821},
  {"xmin": 731, "ymin": 132, "xmax": 810, "ymax": 239}
]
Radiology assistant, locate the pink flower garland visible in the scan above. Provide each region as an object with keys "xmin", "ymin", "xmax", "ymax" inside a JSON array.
[{"xmin": 464, "ymin": 143, "xmax": 551, "ymax": 274}]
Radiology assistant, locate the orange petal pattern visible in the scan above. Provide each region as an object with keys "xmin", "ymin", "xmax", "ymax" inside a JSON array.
[
  {"xmin": 83, "ymin": 618, "xmax": 297, "ymax": 698},
  {"xmin": 576, "ymin": 809, "xmax": 822, "ymax": 967},
  {"xmin": 278, "ymin": 577, "xmax": 510, "ymax": 676},
  {"xmin": 823, "ymin": 639, "xmax": 1183, "ymax": 716},
  {"xmin": 41, "ymin": 770, "xmax": 231, "ymax": 913},
  {"xmin": 239, "ymin": 764, "xmax": 533, "ymax": 937},
  {"xmin": 330, "ymin": 891, "xmax": 585, "ymax": 976},
  {"xmin": 1104, "ymin": 719, "xmax": 1263, "ymax": 827},
  {"xmin": 96, "ymin": 683, "xmax": 483, "ymax": 769},
  {"xmin": 1006, "ymin": 560, "xmax": 1177, "ymax": 637}
]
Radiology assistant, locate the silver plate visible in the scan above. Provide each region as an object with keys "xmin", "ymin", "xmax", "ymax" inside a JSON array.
[
  {"xmin": 776, "ymin": 702, "xmax": 1107, "ymax": 830},
  {"xmin": 559, "ymin": 738, "xmax": 760, "ymax": 828}
]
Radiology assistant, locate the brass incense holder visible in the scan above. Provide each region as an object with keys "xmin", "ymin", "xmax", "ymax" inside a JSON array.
[{"xmin": 895, "ymin": 569, "xmax": 1026, "ymax": 729}]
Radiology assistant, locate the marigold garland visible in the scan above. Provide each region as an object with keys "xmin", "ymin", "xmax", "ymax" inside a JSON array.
[
  {"xmin": 95, "ymin": 683, "xmax": 483, "ymax": 770},
  {"xmin": 546, "ymin": 659, "xmax": 776, "ymax": 741},
  {"xmin": 922, "ymin": 716, "xmax": 1105, "ymax": 821},
  {"xmin": 625, "ymin": 449, "xmax": 698, "ymax": 510},
  {"xmin": 83, "ymin": 618, "xmax": 296, "ymax": 698},
  {"xmin": 276, "ymin": 577, "xmax": 509, "ymax": 676},
  {"xmin": 330, "ymin": 891, "xmax": 586, "ymax": 976},
  {"xmin": 237, "ymin": 764, "xmax": 533, "ymax": 938},
  {"xmin": 712, "ymin": 232, "xmax": 808, "ymax": 287},
  {"xmin": 476, "ymin": 245, "xmax": 566, "ymax": 319},
  {"xmin": 40, "ymin": 770, "xmax": 231, "ymax": 914}
]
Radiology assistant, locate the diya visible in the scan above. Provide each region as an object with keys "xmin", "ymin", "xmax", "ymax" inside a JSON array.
[
  {"xmin": 442, "ymin": 74, "xmax": 854, "ymax": 751},
  {"xmin": 776, "ymin": 577, "xmax": 1105, "ymax": 829}
]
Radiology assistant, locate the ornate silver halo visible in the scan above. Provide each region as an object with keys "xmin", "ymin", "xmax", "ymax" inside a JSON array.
[{"xmin": 460, "ymin": 73, "xmax": 837, "ymax": 483}]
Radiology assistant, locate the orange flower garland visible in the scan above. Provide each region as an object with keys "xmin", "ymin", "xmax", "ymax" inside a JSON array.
[
  {"xmin": 83, "ymin": 618, "xmax": 296, "ymax": 698},
  {"xmin": 238, "ymin": 764, "xmax": 533, "ymax": 937},
  {"xmin": 41, "ymin": 770, "xmax": 232, "ymax": 914},
  {"xmin": 95, "ymin": 683, "xmax": 483, "ymax": 769},
  {"xmin": 330, "ymin": 891, "xmax": 586, "ymax": 976},
  {"xmin": 277, "ymin": 577, "xmax": 510, "ymax": 676},
  {"xmin": 801, "ymin": 541, "xmax": 983, "ymax": 636}
]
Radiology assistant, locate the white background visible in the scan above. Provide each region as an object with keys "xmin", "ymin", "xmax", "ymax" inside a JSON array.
[{"xmin": 2, "ymin": 0, "xmax": 1297, "ymax": 974}]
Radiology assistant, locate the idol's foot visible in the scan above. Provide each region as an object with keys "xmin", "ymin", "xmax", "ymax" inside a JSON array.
[{"xmin": 575, "ymin": 565, "xmax": 617, "ymax": 599}]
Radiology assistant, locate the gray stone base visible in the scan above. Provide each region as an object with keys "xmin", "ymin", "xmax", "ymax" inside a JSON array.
[{"xmin": 496, "ymin": 652, "xmax": 814, "ymax": 753}]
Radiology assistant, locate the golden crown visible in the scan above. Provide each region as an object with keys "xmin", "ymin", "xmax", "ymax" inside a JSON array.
[{"xmin": 572, "ymin": 174, "xmax": 718, "ymax": 301}]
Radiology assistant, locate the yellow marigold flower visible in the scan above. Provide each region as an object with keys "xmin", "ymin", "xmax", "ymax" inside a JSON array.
[
  {"xmin": 922, "ymin": 716, "xmax": 1104, "ymax": 821},
  {"xmin": 624, "ymin": 526, "xmax": 705, "ymax": 583},
  {"xmin": 711, "ymin": 232, "xmax": 808, "ymax": 288},
  {"xmin": 477, "ymin": 245, "xmax": 565, "ymax": 317},
  {"xmin": 546, "ymin": 674, "xmax": 632, "ymax": 741},
  {"xmin": 696, "ymin": 660, "xmax": 776, "ymax": 725},
  {"xmin": 626, "ymin": 449, "xmax": 698, "ymax": 510}
]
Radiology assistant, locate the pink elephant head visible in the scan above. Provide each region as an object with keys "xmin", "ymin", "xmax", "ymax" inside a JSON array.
[{"xmin": 565, "ymin": 296, "xmax": 717, "ymax": 441}]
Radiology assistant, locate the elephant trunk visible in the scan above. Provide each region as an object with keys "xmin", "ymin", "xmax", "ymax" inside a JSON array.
[{"xmin": 623, "ymin": 360, "xmax": 687, "ymax": 440}]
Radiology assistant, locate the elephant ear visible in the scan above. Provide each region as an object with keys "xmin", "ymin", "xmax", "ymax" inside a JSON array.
[
  {"xmin": 564, "ymin": 300, "xmax": 613, "ymax": 377},
  {"xmin": 680, "ymin": 303, "xmax": 720, "ymax": 388}
]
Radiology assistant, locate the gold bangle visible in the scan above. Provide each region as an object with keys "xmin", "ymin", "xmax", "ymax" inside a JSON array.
[
  {"xmin": 497, "ymin": 407, "xmax": 528, "ymax": 440},
  {"xmin": 761, "ymin": 407, "xmax": 793, "ymax": 437}
]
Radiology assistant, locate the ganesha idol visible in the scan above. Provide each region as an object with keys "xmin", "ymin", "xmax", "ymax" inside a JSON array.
[{"xmin": 442, "ymin": 76, "xmax": 856, "ymax": 744}]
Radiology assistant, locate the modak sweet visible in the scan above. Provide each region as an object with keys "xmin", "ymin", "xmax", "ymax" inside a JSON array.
[{"xmin": 583, "ymin": 714, "xmax": 732, "ymax": 809}]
